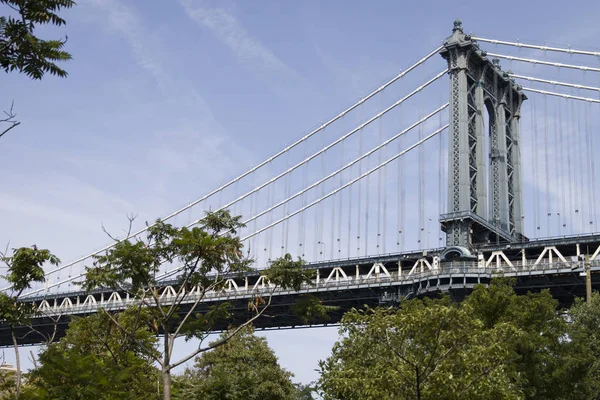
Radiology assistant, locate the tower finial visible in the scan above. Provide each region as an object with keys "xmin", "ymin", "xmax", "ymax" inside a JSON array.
[{"xmin": 453, "ymin": 18, "xmax": 463, "ymax": 32}]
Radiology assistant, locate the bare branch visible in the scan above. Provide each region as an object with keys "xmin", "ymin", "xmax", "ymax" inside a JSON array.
[
  {"xmin": 101, "ymin": 214, "xmax": 137, "ymax": 243},
  {"xmin": 0, "ymin": 101, "xmax": 20, "ymax": 140},
  {"xmin": 28, "ymin": 350, "xmax": 38, "ymax": 369},
  {"xmin": 101, "ymin": 223, "xmax": 121, "ymax": 242}
]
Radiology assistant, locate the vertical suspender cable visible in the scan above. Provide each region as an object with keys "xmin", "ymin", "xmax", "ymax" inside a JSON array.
[
  {"xmin": 347, "ymin": 146, "xmax": 353, "ymax": 257},
  {"xmin": 319, "ymin": 143, "xmax": 326, "ymax": 260},
  {"xmin": 588, "ymin": 102, "xmax": 597, "ymax": 232},
  {"xmin": 397, "ymin": 106, "xmax": 403, "ymax": 249},
  {"xmin": 419, "ymin": 111, "xmax": 425, "ymax": 248},
  {"xmin": 299, "ymin": 141, "xmax": 307, "ymax": 257},
  {"xmin": 558, "ymin": 97, "xmax": 566, "ymax": 233},
  {"xmin": 400, "ymin": 124, "xmax": 406, "ymax": 250},
  {"xmin": 382, "ymin": 125, "xmax": 388, "ymax": 254},
  {"xmin": 377, "ymin": 117, "xmax": 383, "ymax": 251},
  {"xmin": 338, "ymin": 139, "xmax": 344, "ymax": 257},
  {"xmin": 585, "ymin": 101, "xmax": 595, "ymax": 230},
  {"xmin": 248, "ymin": 179, "xmax": 255, "ymax": 259},
  {"xmin": 544, "ymin": 91, "xmax": 551, "ymax": 237},
  {"xmin": 567, "ymin": 98, "xmax": 575, "ymax": 230},
  {"xmin": 365, "ymin": 141, "xmax": 371, "ymax": 256},
  {"xmin": 357, "ymin": 124, "xmax": 363, "ymax": 256},
  {"xmin": 330, "ymin": 150, "xmax": 335, "ymax": 260},
  {"xmin": 551, "ymin": 95, "xmax": 559, "ymax": 235},
  {"xmin": 577, "ymin": 93, "xmax": 585, "ymax": 229},
  {"xmin": 438, "ymin": 101, "xmax": 444, "ymax": 245},
  {"xmin": 282, "ymin": 150, "xmax": 289, "ymax": 257},
  {"xmin": 533, "ymin": 96, "xmax": 540, "ymax": 235},
  {"xmin": 268, "ymin": 166, "xmax": 274, "ymax": 261}
]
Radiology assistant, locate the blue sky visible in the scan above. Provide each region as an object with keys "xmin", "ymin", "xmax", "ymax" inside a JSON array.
[{"xmin": 2, "ymin": 0, "xmax": 600, "ymax": 385}]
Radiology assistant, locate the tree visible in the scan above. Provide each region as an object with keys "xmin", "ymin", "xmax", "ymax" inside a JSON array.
[
  {"xmin": 22, "ymin": 309, "xmax": 160, "ymax": 400},
  {"xmin": 0, "ymin": 0, "xmax": 73, "ymax": 79},
  {"xmin": 293, "ymin": 383, "xmax": 319, "ymax": 400},
  {"xmin": 173, "ymin": 326, "xmax": 297, "ymax": 400},
  {"xmin": 464, "ymin": 279, "xmax": 588, "ymax": 400},
  {"xmin": 318, "ymin": 297, "xmax": 521, "ymax": 400},
  {"xmin": 81, "ymin": 210, "xmax": 313, "ymax": 400},
  {"xmin": 0, "ymin": 245, "xmax": 59, "ymax": 396},
  {"xmin": 0, "ymin": 0, "xmax": 74, "ymax": 139},
  {"xmin": 566, "ymin": 292, "xmax": 600, "ymax": 399}
]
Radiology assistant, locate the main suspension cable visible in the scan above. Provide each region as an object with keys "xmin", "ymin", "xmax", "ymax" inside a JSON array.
[
  {"xmin": 487, "ymin": 53, "xmax": 600, "ymax": 73},
  {"xmin": 23, "ymin": 70, "xmax": 448, "ymax": 286},
  {"xmin": 28, "ymin": 124, "xmax": 450, "ymax": 297},
  {"xmin": 472, "ymin": 37, "xmax": 600, "ymax": 57},
  {"xmin": 26, "ymin": 48, "xmax": 444, "ymax": 285},
  {"xmin": 522, "ymin": 87, "xmax": 600, "ymax": 103},
  {"xmin": 238, "ymin": 105, "xmax": 448, "ymax": 230},
  {"xmin": 510, "ymin": 74, "xmax": 600, "ymax": 93},
  {"xmin": 241, "ymin": 125, "xmax": 449, "ymax": 242}
]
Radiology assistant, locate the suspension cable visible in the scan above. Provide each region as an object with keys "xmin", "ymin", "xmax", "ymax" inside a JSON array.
[
  {"xmin": 24, "ymin": 106, "xmax": 448, "ymax": 296},
  {"xmin": 522, "ymin": 87, "xmax": 600, "ymax": 103},
  {"xmin": 472, "ymin": 37, "xmax": 600, "ymax": 57},
  {"xmin": 487, "ymin": 53, "xmax": 600, "ymax": 73},
  {"xmin": 241, "ymin": 125, "xmax": 449, "ymax": 241},
  {"xmin": 25, "ymin": 49, "xmax": 444, "ymax": 285},
  {"xmin": 22, "ymin": 69, "xmax": 448, "ymax": 286},
  {"xmin": 27, "ymin": 124, "xmax": 450, "ymax": 297},
  {"xmin": 238, "ymin": 105, "xmax": 448, "ymax": 230},
  {"xmin": 510, "ymin": 74, "xmax": 600, "ymax": 93}
]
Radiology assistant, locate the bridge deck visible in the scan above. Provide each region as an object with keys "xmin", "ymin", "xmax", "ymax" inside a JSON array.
[{"xmin": 3, "ymin": 234, "xmax": 600, "ymax": 347}]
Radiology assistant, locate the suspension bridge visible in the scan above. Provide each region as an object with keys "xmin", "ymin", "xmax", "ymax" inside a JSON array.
[{"xmin": 2, "ymin": 19, "xmax": 600, "ymax": 346}]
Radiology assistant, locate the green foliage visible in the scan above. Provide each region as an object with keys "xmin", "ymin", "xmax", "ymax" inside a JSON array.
[
  {"xmin": 566, "ymin": 292, "xmax": 600, "ymax": 399},
  {"xmin": 83, "ymin": 211, "xmax": 253, "ymax": 294},
  {"xmin": 0, "ymin": 369, "xmax": 17, "ymax": 399},
  {"xmin": 464, "ymin": 280, "xmax": 586, "ymax": 400},
  {"xmin": 293, "ymin": 383, "xmax": 319, "ymax": 400},
  {"xmin": 0, "ymin": 292, "xmax": 34, "ymax": 326},
  {"xmin": 23, "ymin": 309, "xmax": 160, "ymax": 400},
  {"xmin": 291, "ymin": 294, "xmax": 338, "ymax": 325},
  {"xmin": 2, "ymin": 246, "xmax": 59, "ymax": 294},
  {"xmin": 0, "ymin": 0, "xmax": 74, "ymax": 79},
  {"xmin": 82, "ymin": 210, "xmax": 314, "ymax": 400},
  {"xmin": 264, "ymin": 253, "xmax": 313, "ymax": 290},
  {"xmin": 173, "ymin": 327, "xmax": 297, "ymax": 400},
  {"xmin": 319, "ymin": 297, "xmax": 520, "ymax": 400},
  {"xmin": 319, "ymin": 279, "xmax": 600, "ymax": 400},
  {"xmin": 0, "ymin": 245, "xmax": 59, "ymax": 396}
]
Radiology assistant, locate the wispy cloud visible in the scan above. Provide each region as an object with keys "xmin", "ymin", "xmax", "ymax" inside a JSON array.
[
  {"xmin": 179, "ymin": 0, "xmax": 295, "ymax": 77},
  {"xmin": 86, "ymin": 0, "xmax": 256, "ymax": 190},
  {"xmin": 88, "ymin": 0, "xmax": 188, "ymax": 101}
]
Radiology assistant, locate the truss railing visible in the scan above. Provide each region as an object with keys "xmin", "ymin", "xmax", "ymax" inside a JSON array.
[{"xmin": 28, "ymin": 259, "xmax": 597, "ymax": 318}]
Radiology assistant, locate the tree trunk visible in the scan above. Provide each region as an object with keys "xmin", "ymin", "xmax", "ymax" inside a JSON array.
[
  {"xmin": 162, "ymin": 333, "xmax": 171, "ymax": 400},
  {"xmin": 11, "ymin": 327, "xmax": 21, "ymax": 396},
  {"xmin": 162, "ymin": 368, "xmax": 171, "ymax": 400}
]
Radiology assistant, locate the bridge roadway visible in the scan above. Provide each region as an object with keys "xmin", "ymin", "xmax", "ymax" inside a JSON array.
[{"xmin": 2, "ymin": 232, "xmax": 600, "ymax": 347}]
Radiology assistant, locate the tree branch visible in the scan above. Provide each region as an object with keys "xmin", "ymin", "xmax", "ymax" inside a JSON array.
[
  {"xmin": 99, "ymin": 308, "xmax": 163, "ymax": 367},
  {"xmin": 168, "ymin": 291, "xmax": 274, "ymax": 371},
  {"xmin": 0, "ymin": 101, "xmax": 20, "ymax": 140}
]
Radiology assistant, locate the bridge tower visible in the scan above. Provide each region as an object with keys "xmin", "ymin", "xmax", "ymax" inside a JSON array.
[{"xmin": 439, "ymin": 20, "xmax": 527, "ymax": 250}]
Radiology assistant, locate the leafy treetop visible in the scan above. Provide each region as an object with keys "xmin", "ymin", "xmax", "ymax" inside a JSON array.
[{"xmin": 0, "ymin": 0, "xmax": 74, "ymax": 79}]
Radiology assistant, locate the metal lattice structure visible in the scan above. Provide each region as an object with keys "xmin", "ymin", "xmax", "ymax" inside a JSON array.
[{"xmin": 440, "ymin": 20, "xmax": 526, "ymax": 250}]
